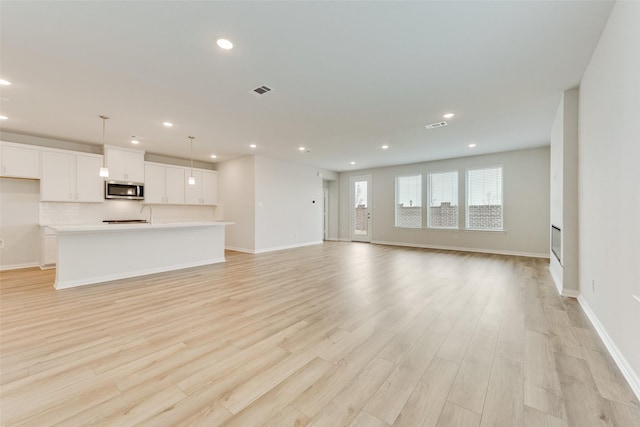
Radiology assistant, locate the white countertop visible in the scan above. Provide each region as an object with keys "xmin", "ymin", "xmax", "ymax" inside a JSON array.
[{"xmin": 48, "ymin": 221, "xmax": 233, "ymax": 233}]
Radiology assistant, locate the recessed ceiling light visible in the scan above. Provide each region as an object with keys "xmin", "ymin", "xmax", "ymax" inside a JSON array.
[
  {"xmin": 162, "ymin": 122, "xmax": 173, "ymax": 127},
  {"xmin": 0, "ymin": 79, "xmax": 11, "ymax": 86},
  {"xmin": 210, "ymin": 154, "xmax": 217, "ymax": 159},
  {"xmin": 298, "ymin": 146, "xmax": 306, "ymax": 151},
  {"xmin": 468, "ymin": 143, "xmax": 476, "ymax": 148},
  {"xmin": 350, "ymin": 161, "xmax": 356, "ymax": 165},
  {"xmin": 249, "ymin": 144, "xmax": 257, "ymax": 149},
  {"xmin": 443, "ymin": 113, "xmax": 455, "ymax": 119},
  {"xmin": 216, "ymin": 39, "xmax": 233, "ymax": 50},
  {"xmin": 0, "ymin": 115, "xmax": 8, "ymax": 120},
  {"xmin": 381, "ymin": 145, "xmax": 389, "ymax": 150},
  {"xmin": 130, "ymin": 139, "xmax": 140, "ymax": 145}
]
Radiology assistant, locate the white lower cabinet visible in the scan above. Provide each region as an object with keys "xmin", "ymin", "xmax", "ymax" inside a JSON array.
[
  {"xmin": 41, "ymin": 151, "xmax": 104, "ymax": 202},
  {"xmin": 40, "ymin": 227, "xmax": 57, "ymax": 268},
  {"xmin": 144, "ymin": 163, "xmax": 185, "ymax": 204}
]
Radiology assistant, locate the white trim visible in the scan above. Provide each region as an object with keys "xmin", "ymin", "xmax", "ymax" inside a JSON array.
[
  {"xmin": 549, "ymin": 266, "xmax": 563, "ymax": 295},
  {"xmin": 371, "ymin": 240, "xmax": 549, "ymax": 258},
  {"xmin": 226, "ymin": 241, "xmax": 324, "ymax": 254},
  {"xmin": 254, "ymin": 240, "xmax": 323, "ymax": 254},
  {"xmin": 54, "ymin": 257, "xmax": 226, "ymax": 290},
  {"xmin": 225, "ymin": 246, "xmax": 255, "ymax": 254},
  {"xmin": 350, "ymin": 175, "xmax": 372, "ymax": 243},
  {"xmin": 577, "ymin": 295, "xmax": 640, "ymax": 402},
  {"xmin": 0, "ymin": 262, "xmax": 40, "ymax": 271},
  {"xmin": 561, "ymin": 289, "xmax": 580, "ymax": 298}
]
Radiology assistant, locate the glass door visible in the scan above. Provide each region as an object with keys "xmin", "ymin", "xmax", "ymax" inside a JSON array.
[{"xmin": 350, "ymin": 175, "xmax": 372, "ymax": 242}]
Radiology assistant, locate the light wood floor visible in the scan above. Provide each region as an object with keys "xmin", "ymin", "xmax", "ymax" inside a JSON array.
[{"xmin": 1, "ymin": 242, "xmax": 639, "ymax": 426}]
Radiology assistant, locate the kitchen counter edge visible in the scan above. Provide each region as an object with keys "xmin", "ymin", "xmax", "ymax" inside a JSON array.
[{"xmin": 47, "ymin": 221, "xmax": 234, "ymax": 233}]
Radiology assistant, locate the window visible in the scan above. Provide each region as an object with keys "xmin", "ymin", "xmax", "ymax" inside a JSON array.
[
  {"xmin": 428, "ymin": 171, "xmax": 458, "ymax": 228},
  {"xmin": 395, "ymin": 175, "xmax": 422, "ymax": 228},
  {"xmin": 466, "ymin": 166, "xmax": 503, "ymax": 230}
]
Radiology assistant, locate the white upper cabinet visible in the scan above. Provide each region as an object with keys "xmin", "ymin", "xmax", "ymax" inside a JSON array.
[
  {"xmin": 165, "ymin": 166, "xmax": 186, "ymax": 204},
  {"xmin": 201, "ymin": 171, "xmax": 218, "ymax": 205},
  {"xmin": 185, "ymin": 170, "xmax": 218, "ymax": 205},
  {"xmin": 144, "ymin": 163, "xmax": 165, "ymax": 204},
  {"xmin": 41, "ymin": 151, "xmax": 74, "ymax": 201},
  {"xmin": 41, "ymin": 150, "xmax": 104, "ymax": 202},
  {"xmin": 0, "ymin": 142, "xmax": 40, "ymax": 179},
  {"xmin": 105, "ymin": 145, "xmax": 145, "ymax": 182},
  {"xmin": 75, "ymin": 155, "xmax": 104, "ymax": 202},
  {"xmin": 144, "ymin": 162, "xmax": 185, "ymax": 205}
]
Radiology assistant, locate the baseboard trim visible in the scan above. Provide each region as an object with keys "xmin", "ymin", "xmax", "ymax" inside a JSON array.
[
  {"xmin": 225, "ymin": 246, "xmax": 255, "ymax": 254},
  {"xmin": 549, "ymin": 266, "xmax": 563, "ymax": 295},
  {"xmin": 370, "ymin": 240, "xmax": 549, "ymax": 259},
  {"xmin": 561, "ymin": 289, "xmax": 580, "ymax": 298},
  {"xmin": 0, "ymin": 262, "xmax": 39, "ymax": 271},
  {"xmin": 254, "ymin": 240, "xmax": 323, "ymax": 254},
  {"xmin": 577, "ymin": 295, "xmax": 640, "ymax": 402},
  {"xmin": 226, "ymin": 241, "xmax": 324, "ymax": 254}
]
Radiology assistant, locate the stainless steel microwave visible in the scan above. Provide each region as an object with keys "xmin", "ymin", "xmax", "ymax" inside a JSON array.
[{"xmin": 105, "ymin": 181, "xmax": 144, "ymax": 200}]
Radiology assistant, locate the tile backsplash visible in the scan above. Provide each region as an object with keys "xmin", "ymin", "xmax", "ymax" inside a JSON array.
[{"xmin": 40, "ymin": 201, "xmax": 220, "ymax": 225}]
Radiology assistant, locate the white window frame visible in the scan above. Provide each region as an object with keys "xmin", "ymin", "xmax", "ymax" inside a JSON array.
[
  {"xmin": 427, "ymin": 170, "xmax": 459, "ymax": 230},
  {"xmin": 465, "ymin": 165, "xmax": 504, "ymax": 231},
  {"xmin": 395, "ymin": 174, "xmax": 422, "ymax": 229}
]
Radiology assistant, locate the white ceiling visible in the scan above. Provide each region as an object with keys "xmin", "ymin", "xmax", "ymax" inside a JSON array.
[{"xmin": 0, "ymin": 1, "xmax": 613, "ymax": 171}]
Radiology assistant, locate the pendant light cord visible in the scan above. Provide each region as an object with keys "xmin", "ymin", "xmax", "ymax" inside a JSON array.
[
  {"xmin": 99, "ymin": 115, "xmax": 109, "ymax": 144},
  {"xmin": 189, "ymin": 136, "xmax": 194, "ymax": 177}
]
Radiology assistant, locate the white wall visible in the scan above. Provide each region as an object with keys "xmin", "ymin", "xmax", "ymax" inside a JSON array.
[
  {"xmin": 549, "ymin": 88, "xmax": 579, "ymax": 295},
  {"xmin": 550, "ymin": 96, "xmax": 564, "ymax": 285},
  {"xmin": 338, "ymin": 147, "xmax": 550, "ymax": 257},
  {"xmin": 254, "ymin": 156, "xmax": 324, "ymax": 252},
  {"xmin": 578, "ymin": 1, "xmax": 640, "ymax": 396},
  {"xmin": 325, "ymin": 179, "xmax": 340, "ymax": 240},
  {"xmin": 0, "ymin": 178, "xmax": 40, "ymax": 269},
  {"xmin": 218, "ymin": 156, "xmax": 256, "ymax": 252}
]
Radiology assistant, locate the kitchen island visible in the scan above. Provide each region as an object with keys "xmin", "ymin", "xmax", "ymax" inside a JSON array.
[{"xmin": 48, "ymin": 221, "xmax": 233, "ymax": 289}]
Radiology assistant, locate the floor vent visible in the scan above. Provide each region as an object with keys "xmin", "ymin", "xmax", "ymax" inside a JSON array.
[
  {"xmin": 252, "ymin": 85, "xmax": 273, "ymax": 96},
  {"xmin": 425, "ymin": 121, "xmax": 448, "ymax": 129}
]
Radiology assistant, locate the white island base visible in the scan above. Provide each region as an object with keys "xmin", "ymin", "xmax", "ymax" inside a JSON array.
[{"xmin": 49, "ymin": 222, "xmax": 232, "ymax": 289}]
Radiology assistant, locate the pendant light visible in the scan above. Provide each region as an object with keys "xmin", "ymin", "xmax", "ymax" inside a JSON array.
[
  {"xmin": 99, "ymin": 115, "xmax": 110, "ymax": 178},
  {"xmin": 188, "ymin": 136, "xmax": 195, "ymax": 185}
]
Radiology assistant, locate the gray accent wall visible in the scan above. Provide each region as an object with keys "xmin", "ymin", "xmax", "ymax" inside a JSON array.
[{"xmin": 338, "ymin": 147, "xmax": 550, "ymax": 257}]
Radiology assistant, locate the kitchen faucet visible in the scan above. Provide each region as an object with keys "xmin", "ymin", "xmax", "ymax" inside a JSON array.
[{"xmin": 140, "ymin": 204, "xmax": 153, "ymax": 224}]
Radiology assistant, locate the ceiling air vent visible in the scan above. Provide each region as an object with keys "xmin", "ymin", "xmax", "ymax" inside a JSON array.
[
  {"xmin": 425, "ymin": 121, "xmax": 448, "ymax": 129},
  {"xmin": 252, "ymin": 85, "xmax": 273, "ymax": 96}
]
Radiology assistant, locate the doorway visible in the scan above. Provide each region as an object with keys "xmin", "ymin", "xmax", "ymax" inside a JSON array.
[{"xmin": 350, "ymin": 175, "xmax": 372, "ymax": 242}]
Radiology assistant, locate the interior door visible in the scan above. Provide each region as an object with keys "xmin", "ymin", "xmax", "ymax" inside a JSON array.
[{"xmin": 350, "ymin": 175, "xmax": 372, "ymax": 242}]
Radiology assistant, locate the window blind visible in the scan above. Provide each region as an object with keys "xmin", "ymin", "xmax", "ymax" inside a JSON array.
[
  {"xmin": 428, "ymin": 171, "xmax": 458, "ymax": 228},
  {"xmin": 466, "ymin": 166, "xmax": 503, "ymax": 230}
]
